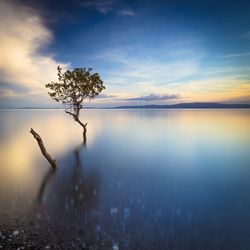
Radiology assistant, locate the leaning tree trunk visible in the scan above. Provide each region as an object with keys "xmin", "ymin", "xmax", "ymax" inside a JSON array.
[
  {"xmin": 65, "ymin": 108, "xmax": 87, "ymax": 144},
  {"xmin": 75, "ymin": 116, "xmax": 87, "ymax": 145}
]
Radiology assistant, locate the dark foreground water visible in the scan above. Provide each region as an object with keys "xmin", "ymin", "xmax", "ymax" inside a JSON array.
[{"xmin": 0, "ymin": 109, "xmax": 250, "ymax": 249}]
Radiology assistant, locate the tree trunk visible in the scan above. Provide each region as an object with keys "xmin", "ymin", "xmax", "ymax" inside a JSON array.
[
  {"xmin": 65, "ymin": 110, "xmax": 87, "ymax": 144},
  {"xmin": 75, "ymin": 117, "xmax": 87, "ymax": 144},
  {"xmin": 30, "ymin": 128, "xmax": 56, "ymax": 168},
  {"xmin": 83, "ymin": 124, "xmax": 87, "ymax": 145}
]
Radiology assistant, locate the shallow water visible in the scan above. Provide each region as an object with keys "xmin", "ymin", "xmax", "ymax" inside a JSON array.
[{"xmin": 0, "ymin": 109, "xmax": 250, "ymax": 249}]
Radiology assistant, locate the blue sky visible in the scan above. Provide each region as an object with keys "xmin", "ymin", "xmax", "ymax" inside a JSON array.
[{"xmin": 0, "ymin": 0, "xmax": 249, "ymax": 107}]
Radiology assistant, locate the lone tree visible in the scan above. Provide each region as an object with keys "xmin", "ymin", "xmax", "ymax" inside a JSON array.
[{"xmin": 46, "ymin": 66, "xmax": 105, "ymax": 142}]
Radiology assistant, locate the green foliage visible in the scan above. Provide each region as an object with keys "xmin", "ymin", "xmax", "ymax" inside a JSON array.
[{"xmin": 46, "ymin": 66, "xmax": 105, "ymax": 115}]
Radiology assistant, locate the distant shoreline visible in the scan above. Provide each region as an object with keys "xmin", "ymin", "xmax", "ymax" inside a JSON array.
[{"xmin": 1, "ymin": 102, "xmax": 250, "ymax": 109}]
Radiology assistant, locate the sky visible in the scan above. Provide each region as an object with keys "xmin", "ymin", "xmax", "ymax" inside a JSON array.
[{"xmin": 0, "ymin": 0, "xmax": 250, "ymax": 108}]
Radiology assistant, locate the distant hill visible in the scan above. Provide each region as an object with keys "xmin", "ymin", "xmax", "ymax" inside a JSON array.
[
  {"xmin": 113, "ymin": 102, "xmax": 250, "ymax": 109},
  {"xmin": 1, "ymin": 102, "xmax": 250, "ymax": 109}
]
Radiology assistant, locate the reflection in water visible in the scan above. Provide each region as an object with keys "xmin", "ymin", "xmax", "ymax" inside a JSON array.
[
  {"xmin": 37, "ymin": 140, "xmax": 88, "ymax": 204},
  {"xmin": 35, "ymin": 140, "xmax": 101, "ymax": 236},
  {"xmin": 0, "ymin": 109, "xmax": 250, "ymax": 249},
  {"xmin": 37, "ymin": 168, "xmax": 56, "ymax": 203}
]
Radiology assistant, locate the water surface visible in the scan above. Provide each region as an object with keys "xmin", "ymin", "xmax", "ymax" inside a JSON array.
[{"xmin": 0, "ymin": 109, "xmax": 250, "ymax": 249}]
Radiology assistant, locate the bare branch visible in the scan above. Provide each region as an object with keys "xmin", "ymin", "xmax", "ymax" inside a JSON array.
[
  {"xmin": 65, "ymin": 110, "xmax": 76, "ymax": 118},
  {"xmin": 30, "ymin": 128, "xmax": 56, "ymax": 168}
]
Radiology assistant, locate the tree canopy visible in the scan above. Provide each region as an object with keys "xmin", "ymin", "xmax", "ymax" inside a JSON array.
[{"xmin": 46, "ymin": 66, "xmax": 105, "ymax": 118}]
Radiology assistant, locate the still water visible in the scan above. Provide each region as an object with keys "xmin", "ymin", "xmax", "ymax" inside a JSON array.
[{"xmin": 0, "ymin": 109, "xmax": 250, "ymax": 249}]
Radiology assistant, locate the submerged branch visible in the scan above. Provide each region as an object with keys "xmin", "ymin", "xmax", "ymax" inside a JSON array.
[{"xmin": 30, "ymin": 128, "xmax": 56, "ymax": 168}]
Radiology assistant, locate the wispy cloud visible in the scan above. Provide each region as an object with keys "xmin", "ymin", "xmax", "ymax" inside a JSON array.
[
  {"xmin": 81, "ymin": 0, "xmax": 115, "ymax": 14},
  {"xmin": 0, "ymin": 1, "xmax": 68, "ymax": 100},
  {"xmin": 80, "ymin": 0, "xmax": 135, "ymax": 16},
  {"xmin": 96, "ymin": 46, "xmax": 203, "ymax": 89},
  {"xmin": 119, "ymin": 9, "xmax": 135, "ymax": 16},
  {"xmin": 125, "ymin": 93, "xmax": 180, "ymax": 101},
  {"xmin": 96, "ymin": 93, "xmax": 117, "ymax": 99},
  {"xmin": 242, "ymin": 31, "xmax": 250, "ymax": 40},
  {"xmin": 0, "ymin": 89, "xmax": 18, "ymax": 98},
  {"xmin": 169, "ymin": 76, "xmax": 250, "ymax": 103},
  {"xmin": 223, "ymin": 52, "xmax": 250, "ymax": 58}
]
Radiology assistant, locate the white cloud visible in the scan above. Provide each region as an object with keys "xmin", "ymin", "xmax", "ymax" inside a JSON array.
[{"xmin": 0, "ymin": 1, "xmax": 68, "ymax": 97}]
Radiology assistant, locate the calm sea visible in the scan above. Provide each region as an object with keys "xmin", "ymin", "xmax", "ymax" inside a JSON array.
[{"xmin": 0, "ymin": 109, "xmax": 250, "ymax": 249}]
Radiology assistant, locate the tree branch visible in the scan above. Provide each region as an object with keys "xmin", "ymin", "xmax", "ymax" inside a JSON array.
[
  {"xmin": 30, "ymin": 128, "xmax": 56, "ymax": 168},
  {"xmin": 65, "ymin": 110, "xmax": 76, "ymax": 118}
]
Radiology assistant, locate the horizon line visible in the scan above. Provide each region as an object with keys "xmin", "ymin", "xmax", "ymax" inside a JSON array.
[{"xmin": 1, "ymin": 102, "xmax": 250, "ymax": 110}]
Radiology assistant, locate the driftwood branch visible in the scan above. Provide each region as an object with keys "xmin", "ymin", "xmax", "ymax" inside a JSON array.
[{"xmin": 30, "ymin": 128, "xmax": 56, "ymax": 168}]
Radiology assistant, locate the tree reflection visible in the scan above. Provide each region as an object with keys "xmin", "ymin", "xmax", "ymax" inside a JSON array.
[
  {"xmin": 36, "ymin": 140, "xmax": 100, "ymax": 230},
  {"xmin": 37, "ymin": 167, "xmax": 56, "ymax": 203}
]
